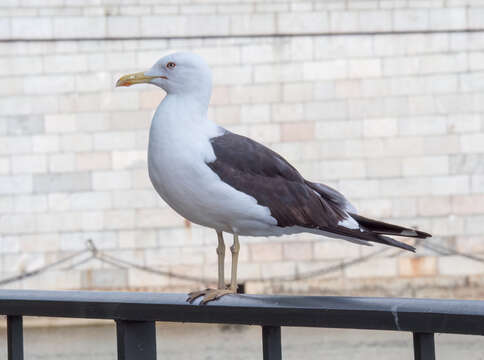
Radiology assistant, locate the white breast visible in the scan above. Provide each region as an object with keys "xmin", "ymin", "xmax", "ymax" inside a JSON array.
[{"xmin": 147, "ymin": 95, "xmax": 277, "ymax": 234}]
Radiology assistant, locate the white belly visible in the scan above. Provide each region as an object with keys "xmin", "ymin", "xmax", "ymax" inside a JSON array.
[{"xmin": 147, "ymin": 102, "xmax": 277, "ymax": 235}]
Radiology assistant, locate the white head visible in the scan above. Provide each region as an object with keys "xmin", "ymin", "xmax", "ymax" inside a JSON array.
[{"xmin": 116, "ymin": 52, "xmax": 212, "ymax": 105}]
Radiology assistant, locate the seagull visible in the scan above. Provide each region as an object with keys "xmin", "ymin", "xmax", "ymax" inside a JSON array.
[{"xmin": 116, "ymin": 52, "xmax": 431, "ymax": 304}]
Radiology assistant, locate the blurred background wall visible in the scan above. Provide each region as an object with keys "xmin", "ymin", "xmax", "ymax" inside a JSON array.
[{"xmin": 1, "ymin": 0, "xmax": 484, "ymax": 300}]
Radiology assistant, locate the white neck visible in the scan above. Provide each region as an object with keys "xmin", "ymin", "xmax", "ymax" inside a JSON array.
[{"xmin": 149, "ymin": 93, "xmax": 223, "ymax": 154}]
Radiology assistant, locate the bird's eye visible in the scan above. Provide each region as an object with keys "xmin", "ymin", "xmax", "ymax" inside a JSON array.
[{"xmin": 166, "ymin": 62, "xmax": 176, "ymax": 69}]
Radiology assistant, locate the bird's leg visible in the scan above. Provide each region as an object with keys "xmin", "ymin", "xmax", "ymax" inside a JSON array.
[
  {"xmin": 216, "ymin": 230, "xmax": 225, "ymax": 289},
  {"xmin": 229, "ymin": 233, "xmax": 240, "ymax": 292},
  {"xmin": 187, "ymin": 231, "xmax": 235, "ymax": 304}
]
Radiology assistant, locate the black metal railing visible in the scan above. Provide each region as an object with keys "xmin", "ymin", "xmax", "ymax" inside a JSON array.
[{"xmin": 1, "ymin": 289, "xmax": 484, "ymax": 359}]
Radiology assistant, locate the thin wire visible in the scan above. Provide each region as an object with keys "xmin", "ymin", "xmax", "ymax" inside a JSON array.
[
  {"xmin": 0, "ymin": 249, "xmax": 88, "ymax": 286},
  {"xmin": 2, "ymin": 237, "xmax": 483, "ymax": 287}
]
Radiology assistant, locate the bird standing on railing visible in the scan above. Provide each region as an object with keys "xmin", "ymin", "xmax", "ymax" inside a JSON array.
[{"xmin": 116, "ymin": 52, "xmax": 431, "ymax": 304}]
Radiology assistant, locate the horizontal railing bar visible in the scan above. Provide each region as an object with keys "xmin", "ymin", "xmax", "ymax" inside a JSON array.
[{"xmin": 0, "ymin": 290, "xmax": 483, "ymax": 335}]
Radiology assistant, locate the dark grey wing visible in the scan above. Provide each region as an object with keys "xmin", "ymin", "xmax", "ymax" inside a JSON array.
[
  {"xmin": 207, "ymin": 130, "xmax": 427, "ymax": 251},
  {"xmin": 207, "ymin": 131, "xmax": 346, "ymax": 229}
]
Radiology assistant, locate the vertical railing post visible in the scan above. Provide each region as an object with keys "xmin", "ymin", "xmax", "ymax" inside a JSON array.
[
  {"xmin": 413, "ymin": 332, "xmax": 435, "ymax": 360},
  {"xmin": 116, "ymin": 320, "xmax": 156, "ymax": 360},
  {"xmin": 262, "ymin": 326, "xmax": 282, "ymax": 360},
  {"xmin": 7, "ymin": 316, "xmax": 24, "ymax": 360}
]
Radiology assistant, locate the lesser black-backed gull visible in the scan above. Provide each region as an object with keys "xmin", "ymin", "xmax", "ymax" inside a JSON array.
[{"xmin": 116, "ymin": 52, "xmax": 431, "ymax": 304}]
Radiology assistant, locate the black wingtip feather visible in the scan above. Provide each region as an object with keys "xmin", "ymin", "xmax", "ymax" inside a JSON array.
[{"xmin": 350, "ymin": 213, "xmax": 432, "ymax": 239}]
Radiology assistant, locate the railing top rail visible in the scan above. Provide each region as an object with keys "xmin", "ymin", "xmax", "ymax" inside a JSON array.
[{"xmin": 1, "ymin": 289, "xmax": 483, "ymax": 335}]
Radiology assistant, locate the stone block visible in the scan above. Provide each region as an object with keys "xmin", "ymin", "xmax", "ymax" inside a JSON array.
[
  {"xmin": 44, "ymin": 114, "xmax": 77, "ymax": 133},
  {"xmin": 48, "ymin": 153, "xmax": 75, "ymax": 172},
  {"xmin": 430, "ymin": 175, "xmax": 470, "ymax": 195},
  {"xmin": 104, "ymin": 209, "xmax": 135, "ymax": 230},
  {"xmin": 380, "ymin": 177, "xmax": 431, "ymax": 197},
  {"xmin": 402, "ymin": 156, "xmax": 449, "ymax": 176},
  {"xmin": 471, "ymin": 174, "xmax": 484, "ymax": 193},
  {"xmin": 345, "ymin": 257, "xmax": 398, "ymax": 278},
  {"xmin": 241, "ymin": 45, "xmax": 274, "ymax": 64},
  {"xmin": 383, "ymin": 57, "xmax": 420, "ymax": 76},
  {"xmin": 319, "ymin": 159, "xmax": 366, "ymax": 180},
  {"xmin": 112, "ymin": 189, "xmax": 158, "ymax": 209},
  {"xmin": 419, "ymin": 53, "xmax": 467, "ymax": 75},
  {"xmin": 12, "ymin": 17, "xmax": 52, "ymax": 38},
  {"xmin": 260, "ymin": 262, "xmax": 296, "ymax": 280},
  {"xmin": 32, "ymin": 135, "xmax": 59, "ymax": 153},
  {"xmin": 282, "ymin": 241, "xmax": 313, "ymax": 261},
  {"xmin": 359, "ymin": 10, "xmax": 392, "ymax": 31},
  {"xmin": 363, "ymin": 118, "xmax": 397, "ymax": 137},
  {"xmin": 136, "ymin": 208, "xmax": 185, "ymax": 228},
  {"xmin": 278, "ymin": 12, "xmax": 329, "ymax": 33},
  {"xmin": 80, "ymin": 211, "xmax": 105, "ymax": 231},
  {"xmin": 229, "ymin": 84, "xmax": 281, "ymax": 104},
  {"xmin": 348, "ymin": 59, "xmax": 382, "ymax": 78},
  {"xmin": 112, "ymin": 150, "xmax": 146, "ymax": 170},
  {"xmin": 248, "ymin": 123, "xmax": 281, "ymax": 143},
  {"xmin": 254, "ymin": 63, "xmax": 303, "ymax": 83},
  {"xmin": 13, "ymin": 194, "xmax": 48, "ymax": 213},
  {"xmin": 81, "ymin": 268, "xmax": 128, "ymax": 289},
  {"xmin": 7, "ymin": 116, "xmax": 44, "ymax": 135},
  {"xmin": 314, "ymin": 239, "xmax": 360, "ymax": 260},
  {"xmin": 452, "ymin": 194, "xmax": 484, "ymax": 215},
  {"xmin": 438, "ymin": 255, "xmax": 484, "ymax": 276},
  {"xmin": 213, "ymin": 105, "xmax": 241, "ymax": 125},
  {"xmin": 282, "ymin": 83, "xmax": 313, "ymax": 103},
  {"xmin": 53, "ymin": 16, "xmax": 105, "ymax": 39},
  {"xmin": 315, "ymin": 120, "xmax": 361, "ymax": 139},
  {"xmin": 93, "ymin": 131, "xmax": 136, "ymax": 151},
  {"xmin": 281, "ymin": 122, "xmax": 315, "ymax": 142},
  {"xmin": 107, "ymin": 16, "xmax": 140, "ymax": 37},
  {"xmin": 271, "ymin": 103, "xmax": 304, "ymax": 122},
  {"xmin": 468, "ymin": 7, "xmax": 484, "ymax": 29},
  {"xmin": 366, "ymin": 158, "xmax": 401, "ymax": 178},
  {"xmin": 230, "ymin": 14, "xmax": 275, "ymax": 35},
  {"xmin": 393, "ymin": 9, "xmax": 429, "ymax": 31},
  {"xmin": 240, "ymin": 104, "xmax": 270, "ymax": 124},
  {"xmin": 0, "ymin": 157, "xmax": 9, "ymax": 175},
  {"xmin": 60, "ymin": 133, "xmax": 93, "ymax": 152},
  {"xmin": 70, "ymin": 191, "xmax": 112, "ymax": 210},
  {"xmin": 429, "ymin": 8, "xmax": 466, "ymax": 30},
  {"xmin": 306, "ymin": 100, "xmax": 347, "ymax": 120},
  {"xmin": 119, "ymin": 230, "xmax": 157, "ymax": 249},
  {"xmin": 418, "ymin": 196, "xmax": 451, "ymax": 216},
  {"xmin": 92, "ymin": 170, "xmax": 131, "ymax": 190},
  {"xmin": 303, "ymin": 60, "xmax": 347, "ymax": 80},
  {"xmin": 399, "ymin": 256, "xmax": 437, "ymax": 277},
  {"xmin": 212, "ymin": 65, "xmax": 252, "ymax": 85},
  {"xmin": 11, "ymin": 154, "xmax": 47, "ymax": 174},
  {"xmin": 76, "ymin": 152, "xmax": 111, "ymax": 171},
  {"xmin": 0, "ymin": 175, "xmax": 32, "ymax": 194},
  {"xmin": 33, "ymin": 172, "xmax": 91, "ymax": 193},
  {"xmin": 44, "ymin": 54, "xmax": 88, "ymax": 73},
  {"xmin": 329, "ymin": 11, "xmax": 359, "ymax": 32}
]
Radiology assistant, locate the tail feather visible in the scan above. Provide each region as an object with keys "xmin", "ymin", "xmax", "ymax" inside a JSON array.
[
  {"xmin": 372, "ymin": 234, "xmax": 416, "ymax": 252},
  {"xmin": 350, "ymin": 213, "xmax": 431, "ymax": 239}
]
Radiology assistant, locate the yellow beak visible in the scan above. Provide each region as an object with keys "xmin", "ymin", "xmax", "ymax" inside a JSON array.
[{"xmin": 116, "ymin": 72, "xmax": 166, "ymax": 87}]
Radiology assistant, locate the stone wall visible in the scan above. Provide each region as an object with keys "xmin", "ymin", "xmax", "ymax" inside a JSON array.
[{"xmin": 1, "ymin": 0, "xmax": 484, "ymax": 298}]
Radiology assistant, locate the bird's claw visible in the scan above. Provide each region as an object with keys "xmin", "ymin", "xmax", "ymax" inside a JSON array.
[{"xmin": 187, "ymin": 288, "xmax": 235, "ymax": 304}]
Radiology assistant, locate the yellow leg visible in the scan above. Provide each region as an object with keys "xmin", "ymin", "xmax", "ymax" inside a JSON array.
[
  {"xmin": 230, "ymin": 234, "xmax": 240, "ymax": 292},
  {"xmin": 187, "ymin": 232, "xmax": 240, "ymax": 304},
  {"xmin": 216, "ymin": 230, "xmax": 225, "ymax": 290}
]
